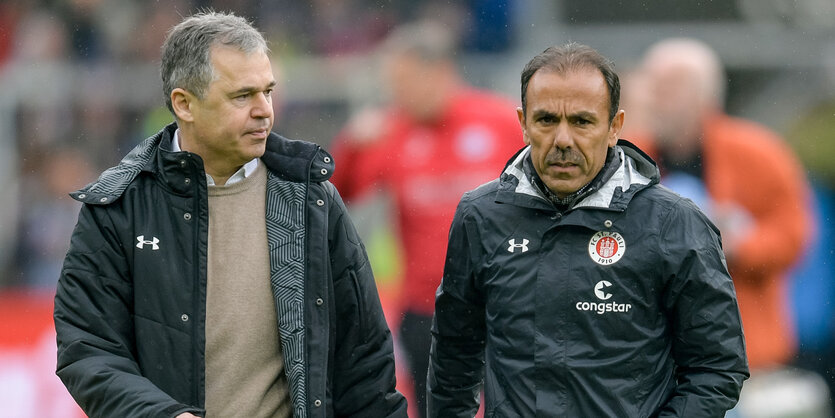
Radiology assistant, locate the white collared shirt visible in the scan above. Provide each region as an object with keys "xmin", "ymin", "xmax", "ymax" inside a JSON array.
[{"xmin": 172, "ymin": 129, "xmax": 259, "ymax": 186}]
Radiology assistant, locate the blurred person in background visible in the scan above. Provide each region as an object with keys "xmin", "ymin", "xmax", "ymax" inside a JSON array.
[
  {"xmin": 14, "ymin": 149, "xmax": 92, "ymax": 288},
  {"xmin": 638, "ymin": 37, "xmax": 813, "ymax": 376},
  {"xmin": 428, "ymin": 42, "xmax": 748, "ymax": 417},
  {"xmin": 53, "ymin": 11, "xmax": 406, "ymax": 417},
  {"xmin": 329, "ymin": 20, "xmax": 523, "ymax": 418},
  {"xmin": 0, "ymin": 0, "xmax": 27, "ymax": 69}
]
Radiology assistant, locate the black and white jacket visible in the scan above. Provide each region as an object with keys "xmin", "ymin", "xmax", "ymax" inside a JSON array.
[
  {"xmin": 54, "ymin": 123, "xmax": 407, "ymax": 418},
  {"xmin": 428, "ymin": 140, "xmax": 749, "ymax": 417}
]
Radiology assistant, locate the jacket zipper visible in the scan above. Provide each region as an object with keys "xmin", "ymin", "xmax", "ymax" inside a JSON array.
[
  {"xmin": 303, "ymin": 150, "xmax": 314, "ymax": 416},
  {"xmin": 190, "ymin": 157, "xmax": 204, "ymax": 408}
]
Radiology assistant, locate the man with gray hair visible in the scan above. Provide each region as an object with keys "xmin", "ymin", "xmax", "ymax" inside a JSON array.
[
  {"xmin": 639, "ymin": 37, "xmax": 812, "ymax": 374},
  {"xmin": 54, "ymin": 11, "xmax": 407, "ymax": 418}
]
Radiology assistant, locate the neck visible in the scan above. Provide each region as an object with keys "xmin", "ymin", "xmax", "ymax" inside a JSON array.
[
  {"xmin": 418, "ymin": 78, "xmax": 460, "ymax": 123},
  {"xmin": 658, "ymin": 132, "xmax": 701, "ymax": 164},
  {"xmin": 177, "ymin": 126, "xmax": 242, "ymax": 186}
]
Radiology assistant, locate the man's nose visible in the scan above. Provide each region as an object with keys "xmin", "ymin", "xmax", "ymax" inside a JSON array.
[
  {"xmin": 251, "ymin": 92, "xmax": 273, "ymax": 119},
  {"xmin": 553, "ymin": 123, "xmax": 573, "ymax": 149}
]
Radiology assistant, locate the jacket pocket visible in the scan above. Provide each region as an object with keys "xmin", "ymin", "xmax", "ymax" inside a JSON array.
[{"xmin": 349, "ymin": 269, "xmax": 368, "ymax": 335}]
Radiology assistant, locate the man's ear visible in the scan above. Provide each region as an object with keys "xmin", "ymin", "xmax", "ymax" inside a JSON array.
[
  {"xmin": 171, "ymin": 88, "xmax": 195, "ymax": 122},
  {"xmin": 608, "ymin": 109, "xmax": 625, "ymax": 147},
  {"xmin": 517, "ymin": 107, "xmax": 530, "ymax": 145}
]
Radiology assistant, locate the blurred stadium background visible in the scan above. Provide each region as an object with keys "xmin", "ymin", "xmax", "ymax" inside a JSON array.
[{"xmin": 2, "ymin": 0, "xmax": 835, "ymax": 416}]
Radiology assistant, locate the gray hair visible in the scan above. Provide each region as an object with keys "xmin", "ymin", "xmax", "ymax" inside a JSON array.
[
  {"xmin": 378, "ymin": 20, "xmax": 458, "ymax": 63},
  {"xmin": 160, "ymin": 11, "xmax": 269, "ymax": 114},
  {"xmin": 642, "ymin": 37, "xmax": 725, "ymax": 110}
]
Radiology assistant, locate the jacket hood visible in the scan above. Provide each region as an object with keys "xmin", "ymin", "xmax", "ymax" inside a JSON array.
[
  {"xmin": 499, "ymin": 139, "xmax": 659, "ymax": 211},
  {"xmin": 71, "ymin": 123, "xmax": 333, "ymax": 205}
]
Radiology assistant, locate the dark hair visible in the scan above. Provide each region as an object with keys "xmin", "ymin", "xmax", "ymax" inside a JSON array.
[
  {"xmin": 520, "ymin": 42, "xmax": 620, "ymax": 122},
  {"xmin": 160, "ymin": 11, "xmax": 269, "ymax": 114}
]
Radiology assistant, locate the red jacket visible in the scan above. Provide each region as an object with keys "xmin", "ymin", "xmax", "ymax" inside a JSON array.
[{"xmin": 331, "ymin": 88, "xmax": 523, "ymax": 315}]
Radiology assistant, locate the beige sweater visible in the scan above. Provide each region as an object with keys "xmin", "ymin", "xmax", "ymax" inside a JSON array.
[{"xmin": 204, "ymin": 162, "xmax": 290, "ymax": 417}]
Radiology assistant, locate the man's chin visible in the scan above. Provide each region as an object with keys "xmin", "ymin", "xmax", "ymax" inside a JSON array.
[
  {"xmin": 239, "ymin": 146, "xmax": 266, "ymax": 162},
  {"xmin": 250, "ymin": 139, "xmax": 268, "ymax": 151},
  {"xmin": 543, "ymin": 175, "xmax": 587, "ymax": 195}
]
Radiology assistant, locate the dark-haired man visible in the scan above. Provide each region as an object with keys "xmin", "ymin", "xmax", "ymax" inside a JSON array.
[{"xmin": 427, "ymin": 43, "xmax": 748, "ymax": 417}]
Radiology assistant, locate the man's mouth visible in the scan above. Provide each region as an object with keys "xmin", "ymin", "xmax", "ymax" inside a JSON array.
[
  {"xmin": 246, "ymin": 128, "xmax": 269, "ymax": 138},
  {"xmin": 547, "ymin": 161, "xmax": 580, "ymax": 176}
]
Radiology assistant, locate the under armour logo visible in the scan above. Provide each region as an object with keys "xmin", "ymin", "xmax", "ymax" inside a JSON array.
[
  {"xmin": 136, "ymin": 235, "xmax": 160, "ymax": 250},
  {"xmin": 507, "ymin": 238, "xmax": 529, "ymax": 253},
  {"xmin": 594, "ymin": 280, "xmax": 613, "ymax": 300}
]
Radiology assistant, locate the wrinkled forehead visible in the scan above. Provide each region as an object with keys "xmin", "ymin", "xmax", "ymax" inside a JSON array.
[{"xmin": 528, "ymin": 68, "xmax": 609, "ymax": 107}]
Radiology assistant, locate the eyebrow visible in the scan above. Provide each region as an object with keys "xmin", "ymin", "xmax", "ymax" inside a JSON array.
[
  {"xmin": 531, "ymin": 109, "xmax": 599, "ymax": 121},
  {"xmin": 229, "ymin": 80, "xmax": 277, "ymax": 96},
  {"xmin": 571, "ymin": 111, "xmax": 598, "ymax": 121},
  {"xmin": 531, "ymin": 109, "xmax": 555, "ymax": 119}
]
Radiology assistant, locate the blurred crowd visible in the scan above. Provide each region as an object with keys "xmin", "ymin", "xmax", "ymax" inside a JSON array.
[
  {"xmin": 2, "ymin": 0, "xmax": 835, "ymax": 416},
  {"xmin": 0, "ymin": 0, "xmax": 515, "ymax": 290}
]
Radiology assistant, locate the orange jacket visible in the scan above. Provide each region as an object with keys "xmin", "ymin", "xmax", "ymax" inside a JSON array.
[
  {"xmin": 702, "ymin": 114, "xmax": 812, "ymax": 369},
  {"xmin": 634, "ymin": 113, "xmax": 812, "ymax": 369}
]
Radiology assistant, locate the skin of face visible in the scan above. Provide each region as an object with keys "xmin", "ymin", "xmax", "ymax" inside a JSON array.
[
  {"xmin": 171, "ymin": 45, "xmax": 276, "ymax": 184},
  {"xmin": 383, "ymin": 52, "xmax": 451, "ymax": 122},
  {"xmin": 517, "ymin": 68, "xmax": 624, "ymax": 198},
  {"xmin": 641, "ymin": 40, "xmax": 722, "ymax": 152},
  {"xmin": 644, "ymin": 60, "xmax": 704, "ymax": 148}
]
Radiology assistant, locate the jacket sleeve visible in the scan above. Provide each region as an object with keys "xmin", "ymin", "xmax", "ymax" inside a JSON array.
[
  {"xmin": 327, "ymin": 184, "xmax": 408, "ymax": 417},
  {"xmin": 54, "ymin": 203, "xmax": 202, "ymax": 418},
  {"xmin": 657, "ymin": 199, "xmax": 750, "ymax": 417},
  {"xmin": 713, "ymin": 122, "xmax": 812, "ymax": 282},
  {"xmin": 328, "ymin": 128, "xmax": 389, "ymax": 203},
  {"xmin": 427, "ymin": 200, "xmax": 486, "ymax": 418}
]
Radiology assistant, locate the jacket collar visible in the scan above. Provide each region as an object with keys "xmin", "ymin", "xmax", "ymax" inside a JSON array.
[
  {"xmin": 71, "ymin": 122, "xmax": 334, "ymax": 205},
  {"xmin": 496, "ymin": 140, "xmax": 659, "ymax": 212}
]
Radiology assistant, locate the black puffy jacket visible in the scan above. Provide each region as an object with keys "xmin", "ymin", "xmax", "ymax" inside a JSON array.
[
  {"xmin": 428, "ymin": 141, "xmax": 748, "ymax": 417},
  {"xmin": 54, "ymin": 123, "xmax": 407, "ymax": 418}
]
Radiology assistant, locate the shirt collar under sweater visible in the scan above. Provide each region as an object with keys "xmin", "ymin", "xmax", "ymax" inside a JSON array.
[{"xmin": 171, "ymin": 129, "xmax": 259, "ymax": 186}]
